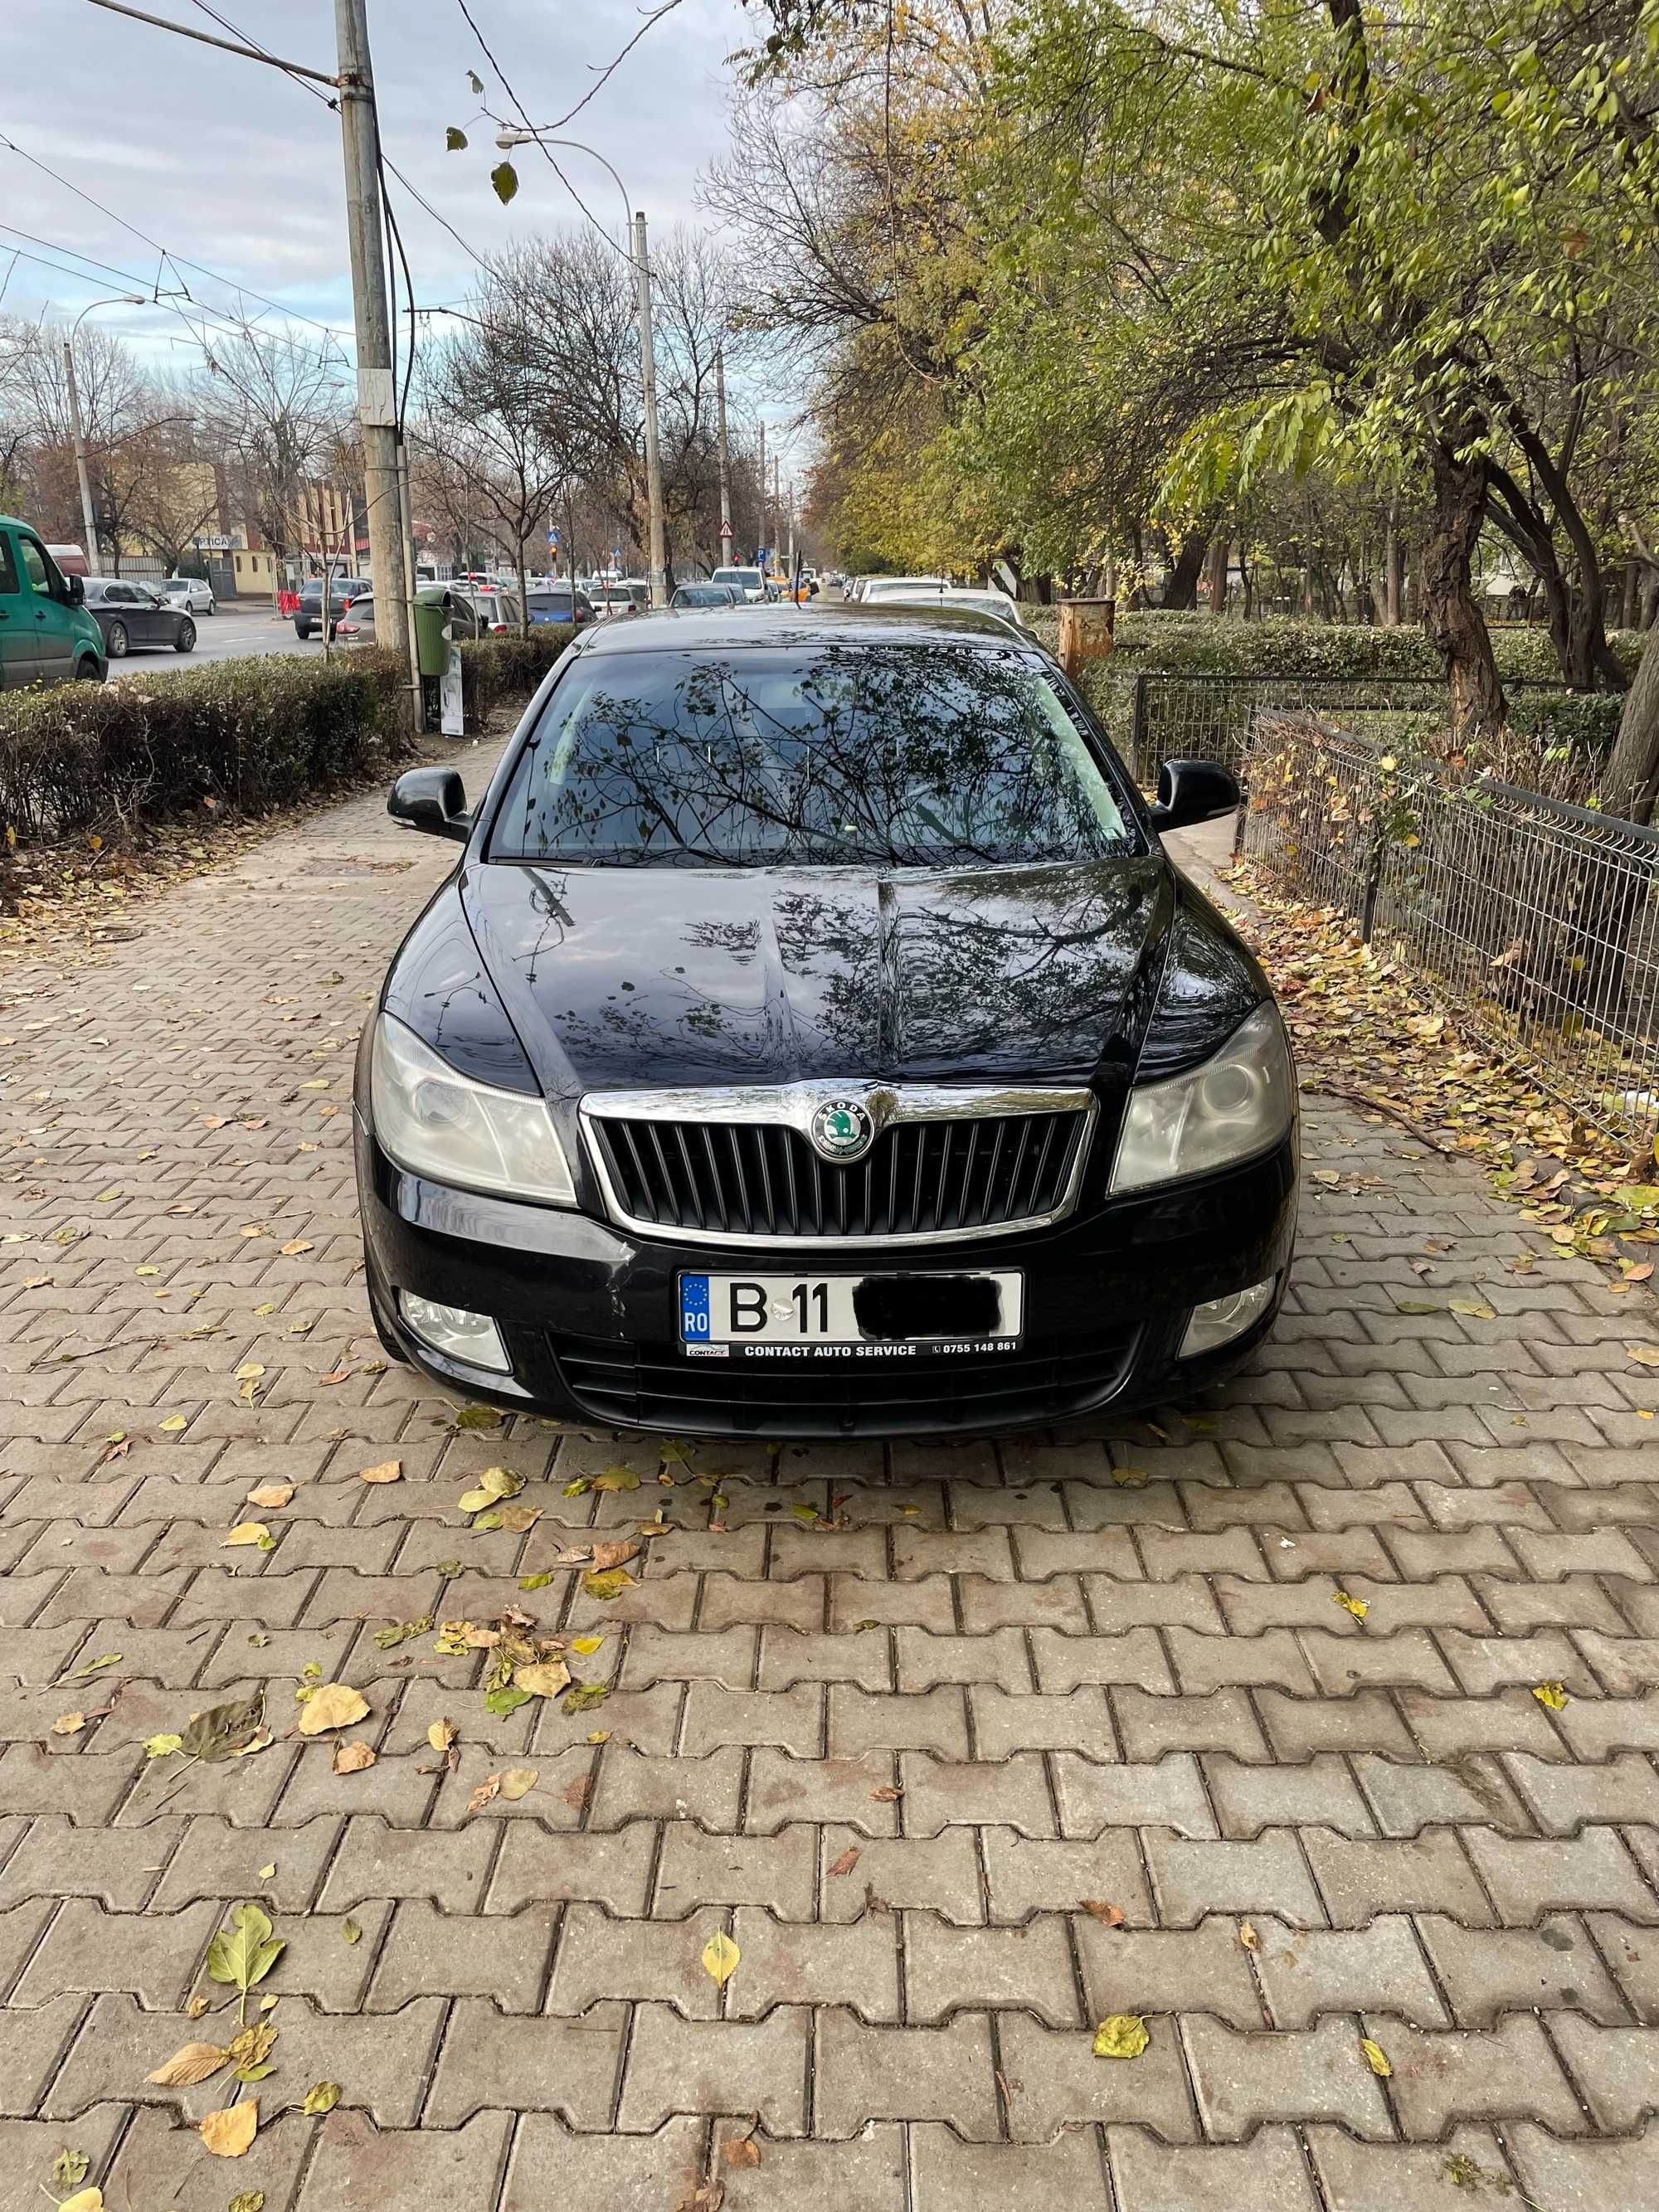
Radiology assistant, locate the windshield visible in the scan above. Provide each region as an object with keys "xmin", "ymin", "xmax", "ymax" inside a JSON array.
[
  {"xmin": 713, "ymin": 568, "xmax": 760, "ymax": 589},
  {"xmin": 489, "ymin": 644, "xmax": 1133, "ymax": 869},
  {"xmin": 526, "ymin": 593, "xmax": 572, "ymax": 613}
]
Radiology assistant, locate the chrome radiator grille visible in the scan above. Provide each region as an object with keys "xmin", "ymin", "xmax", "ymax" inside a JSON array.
[{"xmin": 584, "ymin": 1097, "xmax": 1092, "ymax": 1244}]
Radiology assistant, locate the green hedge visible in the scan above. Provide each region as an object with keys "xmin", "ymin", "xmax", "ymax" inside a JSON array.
[
  {"xmin": 0, "ymin": 649, "xmax": 411, "ymax": 846},
  {"xmin": 1026, "ymin": 607, "xmax": 1647, "ymax": 683},
  {"xmin": 0, "ymin": 630, "xmax": 576, "ymax": 851},
  {"xmin": 457, "ymin": 628, "xmax": 574, "ymax": 727}
]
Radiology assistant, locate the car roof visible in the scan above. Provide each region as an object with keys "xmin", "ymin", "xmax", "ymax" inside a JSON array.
[{"xmin": 570, "ymin": 601, "xmax": 1044, "ymax": 658}]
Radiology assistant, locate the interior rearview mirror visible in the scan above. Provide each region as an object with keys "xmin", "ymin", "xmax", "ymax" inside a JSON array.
[
  {"xmin": 388, "ymin": 766, "xmax": 470, "ymax": 843},
  {"xmin": 1147, "ymin": 757, "xmax": 1240, "ymax": 834}
]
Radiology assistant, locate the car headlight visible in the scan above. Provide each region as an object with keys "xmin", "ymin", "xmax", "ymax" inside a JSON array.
[
  {"xmin": 370, "ymin": 1011, "xmax": 575, "ymax": 1205},
  {"xmin": 1112, "ymin": 1004, "xmax": 1293, "ymax": 1194}
]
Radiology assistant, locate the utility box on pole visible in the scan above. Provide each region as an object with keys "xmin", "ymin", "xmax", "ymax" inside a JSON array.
[
  {"xmin": 1058, "ymin": 597, "xmax": 1115, "ymax": 683},
  {"xmin": 335, "ymin": 0, "xmax": 416, "ymax": 724}
]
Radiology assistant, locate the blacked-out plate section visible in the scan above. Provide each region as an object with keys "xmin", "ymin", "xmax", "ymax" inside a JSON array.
[{"xmin": 852, "ymin": 1272, "xmax": 1004, "ymax": 1341}]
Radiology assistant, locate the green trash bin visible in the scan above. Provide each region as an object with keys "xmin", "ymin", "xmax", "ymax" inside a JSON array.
[{"xmin": 412, "ymin": 586, "xmax": 455, "ymax": 679}]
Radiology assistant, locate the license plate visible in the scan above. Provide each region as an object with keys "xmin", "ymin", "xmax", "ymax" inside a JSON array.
[{"xmin": 678, "ymin": 1271, "xmax": 1023, "ymax": 1359}]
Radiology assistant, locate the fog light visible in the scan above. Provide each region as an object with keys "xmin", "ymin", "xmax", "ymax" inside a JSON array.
[
  {"xmin": 399, "ymin": 1292, "xmax": 510, "ymax": 1373},
  {"xmin": 1180, "ymin": 1275, "xmax": 1276, "ymax": 1358}
]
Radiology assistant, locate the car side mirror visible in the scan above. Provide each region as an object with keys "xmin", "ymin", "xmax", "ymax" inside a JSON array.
[
  {"xmin": 389, "ymin": 766, "xmax": 470, "ymax": 843},
  {"xmin": 64, "ymin": 573, "xmax": 85, "ymax": 605},
  {"xmin": 1147, "ymin": 757, "xmax": 1240, "ymax": 834}
]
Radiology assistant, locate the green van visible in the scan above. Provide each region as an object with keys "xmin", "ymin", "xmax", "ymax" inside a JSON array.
[{"xmin": 0, "ymin": 517, "xmax": 107, "ymax": 689}]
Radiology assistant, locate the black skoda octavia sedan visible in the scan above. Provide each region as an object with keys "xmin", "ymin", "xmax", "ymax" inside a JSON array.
[{"xmin": 354, "ymin": 605, "xmax": 1297, "ymax": 1437}]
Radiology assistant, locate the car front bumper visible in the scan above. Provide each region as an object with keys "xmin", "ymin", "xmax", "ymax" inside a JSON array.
[{"xmin": 355, "ymin": 1109, "xmax": 1297, "ymax": 1439}]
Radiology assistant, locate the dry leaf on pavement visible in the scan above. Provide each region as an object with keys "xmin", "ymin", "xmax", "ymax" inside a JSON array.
[
  {"xmin": 500, "ymin": 1767, "xmax": 538, "ymax": 1800},
  {"xmin": 702, "ymin": 1932, "xmax": 740, "ymax": 1986},
  {"xmin": 1360, "ymin": 2036, "xmax": 1392, "ymax": 2078},
  {"xmin": 828, "ymin": 1846, "xmax": 862, "ymax": 1878},
  {"xmin": 246, "ymin": 1483, "xmax": 294, "ymax": 1510},
  {"xmin": 200, "ymin": 2099, "xmax": 259, "ymax": 2156},
  {"xmin": 428, "ymin": 1719, "xmax": 457, "ymax": 1754},
  {"xmin": 296, "ymin": 1684, "xmax": 369, "ymax": 1737},
  {"xmin": 146, "ymin": 2040, "xmax": 229, "ymax": 2086},
  {"xmin": 1079, "ymin": 1899, "xmax": 1125, "ymax": 1928},
  {"xmin": 302, "ymin": 2080, "xmax": 341, "ymax": 2116},
  {"xmin": 514, "ymin": 1660, "xmax": 572, "ymax": 1699},
  {"xmin": 332, "ymin": 1741, "xmax": 377, "ymax": 1774},
  {"xmin": 1092, "ymin": 2015, "xmax": 1149, "ymax": 2059},
  {"xmin": 1332, "ymin": 1589, "xmax": 1369, "ymax": 1621},
  {"xmin": 590, "ymin": 1538, "xmax": 640, "ymax": 1573},
  {"xmin": 58, "ymin": 2194, "xmax": 103, "ymax": 2212},
  {"xmin": 52, "ymin": 1712, "xmax": 88, "ymax": 1735},
  {"xmin": 467, "ymin": 1772, "xmax": 503, "ymax": 1815},
  {"xmin": 359, "ymin": 1459, "xmax": 402, "ymax": 1484},
  {"xmin": 1532, "ymin": 1680, "xmax": 1569, "ymax": 1710},
  {"xmin": 723, "ymin": 2135, "xmax": 761, "ymax": 2170},
  {"xmin": 221, "ymin": 1523, "xmax": 272, "ymax": 1548},
  {"xmin": 1238, "ymin": 1921, "xmax": 1261, "ymax": 1953},
  {"xmin": 581, "ymin": 1567, "xmax": 635, "ymax": 1601}
]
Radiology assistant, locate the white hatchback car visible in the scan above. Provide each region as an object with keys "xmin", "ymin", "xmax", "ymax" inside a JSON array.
[{"xmin": 160, "ymin": 576, "xmax": 216, "ymax": 615}]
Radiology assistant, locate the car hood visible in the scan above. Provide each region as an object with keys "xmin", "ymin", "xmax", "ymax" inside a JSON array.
[{"xmin": 462, "ymin": 855, "xmax": 1170, "ymax": 1097}]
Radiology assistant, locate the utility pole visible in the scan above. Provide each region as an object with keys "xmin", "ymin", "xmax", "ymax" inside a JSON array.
[
  {"xmin": 334, "ymin": 0, "xmax": 414, "ymax": 716},
  {"xmin": 757, "ymin": 420, "xmax": 766, "ymax": 563},
  {"xmin": 634, "ymin": 211, "xmax": 668, "ymax": 606},
  {"xmin": 715, "ymin": 347, "xmax": 734, "ymax": 571},
  {"xmin": 62, "ymin": 343, "xmax": 100, "ymax": 569}
]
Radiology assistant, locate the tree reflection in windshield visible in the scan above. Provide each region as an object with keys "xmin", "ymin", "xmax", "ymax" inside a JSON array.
[{"xmin": 490, "ymin": 645, "xmax": 1134, "ymax": 868}]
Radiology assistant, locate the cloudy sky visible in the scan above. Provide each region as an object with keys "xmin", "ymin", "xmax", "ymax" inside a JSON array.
[{"xmin": 1, "ymin": 0, "xmax": 804, "ymax": 449}]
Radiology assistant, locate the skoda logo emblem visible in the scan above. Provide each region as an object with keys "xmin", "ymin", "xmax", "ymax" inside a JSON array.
[{"xmin": 809, "ymin": 1097, "xmax": 874, "ymax": 1163}]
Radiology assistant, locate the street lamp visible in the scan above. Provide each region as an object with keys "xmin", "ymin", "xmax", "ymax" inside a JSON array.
[
  {"xmin": 495, "ymin": 128, "xmax": 668, "ymax": 607},
  {"xmin": 64, "ymin": 294, "xmax": 148, "ymax": 571}
]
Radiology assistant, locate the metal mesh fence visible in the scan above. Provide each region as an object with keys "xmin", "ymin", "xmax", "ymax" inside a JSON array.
[
  {"xmin": 1241, "ymin": 712, "xmax": 1659, "ymax": 1150},
  {"xmin": 1089, "ymin": 671, "xmax": 1566, "ymax": 788}
]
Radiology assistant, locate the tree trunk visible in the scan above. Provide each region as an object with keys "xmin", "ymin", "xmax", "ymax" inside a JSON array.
[
  {"xmin": 1603, "ymin": 639, "xmax": 1659, "ymax": 825},
  {"xmin": 1163, "ymin": 527, "xmax": 1208, "ymax": 610},
  {"xmin": 1421, "ymin": 439, "xmax": 1505, "ymax": 743},
  {"xmin": 1382, "ymin": 495, "xmax": 1402, "ymax": 625},
  {"xmin": 1203, "ymin": 535, "xmax": 1228, "ymax": 615},
  {"xmin": 514, "ymin": 535, "xmax": 530, "ymax": 638}
]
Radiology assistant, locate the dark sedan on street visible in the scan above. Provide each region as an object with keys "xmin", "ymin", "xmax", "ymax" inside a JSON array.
[
  {"xmin": 80, "ymin": 576, "xmax": 197, "ymax": 659},
  {"xmin": 357, "ymin": 604, "xmax": 1297, "ymax": 1437}
]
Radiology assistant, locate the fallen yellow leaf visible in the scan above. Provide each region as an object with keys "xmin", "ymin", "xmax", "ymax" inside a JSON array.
[
  {"xmin": 296, "ymin": 1684, "xmax": 370, "ymax": 1737},
  {"xmin": 200, "ymin": 2098, "xmax": 259, "ymax": 2156},
  {"xmin": 146, "ymin": 2039, "xmax": 229, "ymax": 2086},
  {"xmin": 332, "ymin": 1741, "xmax": 377, "ymax": 1774},
  {"xmin": 1360, "ymin": 2036, "xmax": 1392, "ymax": 2078},
  {"xmin": 59, "ymin": 2194, "xmax": 103, "ymax": 2212},
  {"xmin": 1092, "ymin": 2014, "xmax": 1149, "ymax": 2059},
  {"xmin": 358, "ymin": 1459, "xmax": 402, "ymax": 1485},
  {"xmin": 1333, "ymin": 1588, "xmax": 1369, "ymax": 1621},
  {"xmin": 221, "ymin": 1524, "xmax": 271, "ymax": 1548},
  {"xmin": 702, "ymin": 1931, "xmax": 740, "ymax": 1986},
  {"xmin": 514, "ymin": 1660, "xmax": 572, "ymax": 1699},
  {"xmin": 245, "ymin": 1484, "xmax": 294, "ymax": 1510},
  {"xmin": 1532, "ymin": 1680, "xmax": 1569, "ymax": 1710},
  {"xmin": 52, "ymin": 1712, "xmax": 87, "ymax": 1736},
  {"xmin": 499, "ymin": 1767, "xmax": 538, "ymax": 1800}
]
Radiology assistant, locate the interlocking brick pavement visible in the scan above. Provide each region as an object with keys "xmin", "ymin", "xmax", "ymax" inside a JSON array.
[{"xmin": 2, "ymin": 771, "xmax": 1658, "ymax": 2208}]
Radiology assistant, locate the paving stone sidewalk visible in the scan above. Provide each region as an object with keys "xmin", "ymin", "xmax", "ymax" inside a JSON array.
[{"xmin": 2, "ymin": 757, "xmax": 1658, "ymax": 2210}]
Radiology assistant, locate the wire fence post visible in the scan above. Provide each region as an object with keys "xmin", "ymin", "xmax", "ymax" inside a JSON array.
[{"xmin": 1128, "ymin": 673, "xmax": 1150, "ymax": 784}]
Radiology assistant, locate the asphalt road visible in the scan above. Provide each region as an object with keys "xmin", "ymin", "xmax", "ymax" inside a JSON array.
[{"xmin": 105, "ymin": 603, "xmax": 322, "ymax": 680}]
